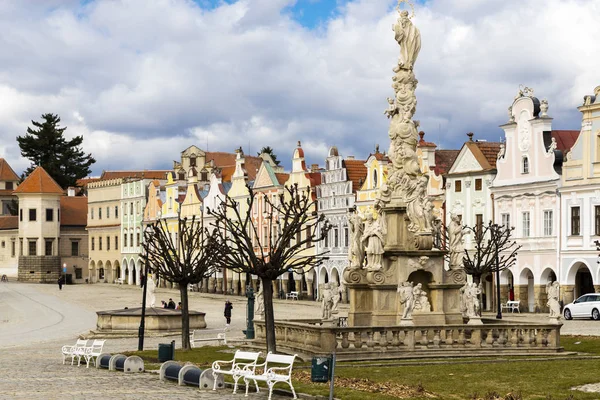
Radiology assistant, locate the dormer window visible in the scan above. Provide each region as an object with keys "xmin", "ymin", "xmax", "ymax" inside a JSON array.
[{"xmin": 522, "ymin": 156, "xmax": 529, "ymax": 174}]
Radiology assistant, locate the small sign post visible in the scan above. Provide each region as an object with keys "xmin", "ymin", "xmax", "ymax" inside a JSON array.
[{"xmin": 62, "ymin": 263, "xmax": 67, "ymax": 286}]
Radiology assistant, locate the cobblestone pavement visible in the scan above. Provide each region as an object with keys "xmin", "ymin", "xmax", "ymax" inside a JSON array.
[
  {"xmin": 2, "ymin": 281, "xmax": 600, "ymax": 399},
  {"xmin": 0, "ymin": 281, "xmax": 321, "ymax": 400}
]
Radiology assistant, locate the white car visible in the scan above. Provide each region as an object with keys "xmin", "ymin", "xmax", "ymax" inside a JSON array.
[{"xmin": 563, "ymin": 294, "xmax": 600, "ymax": 320}]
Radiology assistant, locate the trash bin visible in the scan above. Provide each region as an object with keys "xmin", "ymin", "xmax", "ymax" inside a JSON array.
[
  {"xmin": 158, "ymin": 340, "xmax": 175, "ymax": 362},
  {"xmin": 311, "ymin": 356, "xmax": 331, "ymax": 383}
]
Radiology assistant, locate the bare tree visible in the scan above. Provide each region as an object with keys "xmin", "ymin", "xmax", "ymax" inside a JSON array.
[
  {"xmin": 208, "ymin": 183, "xmax": 331, "ymax": 353},
  {"xmin": 140, "ymin": 215, "xmax": 220, "ymax": 350},
  {"xmin": 462, "ymin": 221, "xmax": 521, "ymax": 285}
]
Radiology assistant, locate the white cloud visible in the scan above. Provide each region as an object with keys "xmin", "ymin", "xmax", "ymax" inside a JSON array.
[{"xmin": 0, "ymin": 0, "xmax": 598, "ymax": 175}]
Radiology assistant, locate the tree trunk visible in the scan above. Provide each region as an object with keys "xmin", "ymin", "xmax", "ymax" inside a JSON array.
[
  {"xmin": 180, "ymin": 284, "xmax": 191, "ymax": 350},
  {"xmin": 262, "ymin": 277, "xmax": 276, "ymax": 353}
]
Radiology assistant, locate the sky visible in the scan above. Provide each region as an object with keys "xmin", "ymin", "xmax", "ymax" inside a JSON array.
[{"xmin": 0, "ymin": 0, "xmax": 598, "ymax": 177}]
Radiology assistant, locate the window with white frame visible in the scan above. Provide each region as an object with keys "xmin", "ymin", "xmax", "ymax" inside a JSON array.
[
  {"xmin": 571, "ymin": 206, "xmax": 581, "ymax": 236},
  {"xmin": 522, "ymin": 211, "xmax": 530, "ymax": 237},
  {"xmin": 543, "ymin": 210, "xmax": 553, "ymax": 236},
  {"xmin": 522, "ymin": 156, "xmax": 529, "ymax": 174},
  {"xmin": 501, "ymin": 213, "xmax": 510, "ymax": 228}
]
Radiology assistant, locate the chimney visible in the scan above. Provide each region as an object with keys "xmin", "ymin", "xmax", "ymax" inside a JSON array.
[
  {"xmin": 311, "ymin": 164, "xmax": 319, "ymax": 172},
  {"xmin": 67, "ymin": 187, "xmax": 76, "ymax": 197}
]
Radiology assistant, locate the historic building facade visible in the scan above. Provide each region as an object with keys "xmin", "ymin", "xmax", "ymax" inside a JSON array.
[
  {"xmin": 0, "ymin": 158, "xmax": 19, "ymax": 216},
  {"xmin": 493, "ymin": 91, "xmax": 578, "ymax": 311},
  {"xmin": 559, "ymin": 85, "xmax": 600, "ymax": 304},
  {"xmin": 446, "ymin": 133, "xmax": 501, "ymax": 309},
  {"xmin": 315, "ymin": 146, "xmax": 366, "ymax": 301}
]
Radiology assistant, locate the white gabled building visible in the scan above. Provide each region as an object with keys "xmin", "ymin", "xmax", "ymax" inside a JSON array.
[{"xmin": 493, "ymin": 90, "xmax": 578, "ymax": 312}]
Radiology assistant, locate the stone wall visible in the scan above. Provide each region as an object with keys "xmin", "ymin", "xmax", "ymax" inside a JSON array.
[{"xmin": 18, "ymin": 256, "xmax": 61, "ymax": 283}]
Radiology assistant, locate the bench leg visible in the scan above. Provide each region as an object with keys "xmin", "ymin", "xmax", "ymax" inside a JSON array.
[
  {"xmin": 212, "ymin": 372, "xmax": 218, "ymax": 391},
  {"xmin": 288, "ymin": 381, "xmax": 297, "ymax": 399}
]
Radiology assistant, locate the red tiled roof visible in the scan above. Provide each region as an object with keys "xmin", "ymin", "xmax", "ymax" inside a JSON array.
[
  {"xmin": 76, "ymin": 177, "xmax": 101, "ymax": 187},
  {"xmin": 100, "ymin": 170, "xmax": 170, "ymax": 181},
  {"xmin": 433, "ymin": 150, "xmax": 460, "ymax": 176},
  {"xmin": 473, "ymin": 141, "xmax": 502, "ymax": 169},
  {"xmin": 307, "ymin": 172, "xmax": 321, "ymax": 186},
  {"xmin": 343, "ymin": 159, "xmax": 368, "ymax": 192},
  {"xmin": 0, "ymin": 189, "xmax": 15, "ymax": 196},
  {"xmin": 370, "ymin": 152, "xmax": 389, "ymax": 162},
  {"xmin": 275, "ymin": 173, "xmax": 289, "ymax": 185},
  {"xmin": 0, "ymin": 216, "xmax": 18, "ymax": 230},
  {"xmin": 14, "ymin": 166, "xmax": 63, "ymax": 194},
  {"xmin": 205, "ymin": 152, "xmax": 263, "ymax": 181},
  {"xmin": 220, "ymin": 166, "xmax": 235, "ymax": 183},
  {"xmin": 60, "ymin": 196, "xmax": 88, "ymax": 226},
  {"xmin": 551, "ymin": 130, "xmax": 580, "ymax": 153},
  {"xmin": 0, "ymin": 159, "xmax": 19, "ymax": 181}
]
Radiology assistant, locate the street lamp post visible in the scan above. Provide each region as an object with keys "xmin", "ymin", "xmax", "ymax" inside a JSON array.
[
  {"xmin": 494, "ymin": 226, "xmax": 502, "ymax": 319},
  {"xmin": 138, "ymin": 225, "xmax": 151, "ymax": 351}
]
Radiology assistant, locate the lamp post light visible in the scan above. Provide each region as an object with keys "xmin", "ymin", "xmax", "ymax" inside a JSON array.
[
  {"xmin": 494, "ymin": 226, "xmax": 502, "ymax": 320},
  {"xmin": 138, "ymin": 225, "xmax": 151, "ymax": 351}
]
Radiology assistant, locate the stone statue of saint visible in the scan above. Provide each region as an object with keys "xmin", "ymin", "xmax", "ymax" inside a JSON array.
[
  {"xmin": 255, "ymin": 284, "xmax": 265, "ymax": 317},
  {"xmin": 412, "ymin": 283, "xmax": 431, "ymax": 312},
  {"xmin": 393, "ymin": 10, "xmax": 421, "ymax": 70},
  {"xmin": 460, "ymin": 282, "xmax": 482, "ymax": 319},
  {"xmin": 404, "ymin": 174, "xmax": 429, "ymax": 233},
  {"xmin": 331, "ymin": 282, "xmax": 342, "ymax": 314},
  {"xmin": 348, "ymin": 211, "xmax": 365, "ymax": 269},
  {"xmin": 321, "ymin": 283, "xmax": 334, "ymax": 320},
  {"xmin": 547, "ymin": 281, "xmax": 561, "ymax": 319},
  {"xmin": 146, "ymin": 276, "xmax": 156, "ymax": 308},
  {"xmin": 448, "ymin": 214, "xmax": 464, "ymax": 270},
  {"xmin": 398, "ymin": 281, "xmax": 415, "ymax": 319},
  {"xmin": 361, "ymin": 212, "xmax": 386, "ymax": 271},
  {"xmin": 384, "ymin": 97, "xmax": 398, "ymax": 119},
  {"xmin": 432, "ymin": 218, "xmax": 442, "ymax": 250}
]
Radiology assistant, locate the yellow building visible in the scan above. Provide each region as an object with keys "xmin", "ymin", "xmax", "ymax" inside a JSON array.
[{"xmin": 355, "ymin": 147, "xmax": 389, "ymax": 216}]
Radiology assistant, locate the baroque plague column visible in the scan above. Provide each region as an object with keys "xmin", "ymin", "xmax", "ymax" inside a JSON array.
[{"xmin": 344, "ymin": 1, "xmax": 463, "ymax": 326}]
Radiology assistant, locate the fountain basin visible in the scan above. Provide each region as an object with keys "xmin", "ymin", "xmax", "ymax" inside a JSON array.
[{"xmin": 96, "ymin": 307, "xmax": 206, "ymax": 332}]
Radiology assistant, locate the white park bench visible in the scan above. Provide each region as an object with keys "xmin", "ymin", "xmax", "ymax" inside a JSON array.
[
  {"xmin": 116, "ymin": 278, "xmax": 124, "ymax": 285},
  {"xmin": 190, "ymin": 330, "xmax": 227, "ymax": 348},
  {"xmin": 243, "ymin": 352, "xmax": 298, "ymax": 400},
  {"xmin": 501, "ymin": 300, "xmax": 521, "ymax": 313},
  {"xmin": 212, "ymin": 350, "xmax": 261, "ymax": 393},
  {"xmin": 78, "ymin": 339, "xmax": 106, "ymax": 368},
  {"xmin": 61, "ymin": 339, "xmax": 88, "ymax": 365},
  {"xmin": 286, "ymin": 291, "xmax": 299, "ymax": 300}
]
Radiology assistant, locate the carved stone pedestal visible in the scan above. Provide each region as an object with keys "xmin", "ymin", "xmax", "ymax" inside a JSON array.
[
  {"xmin": 345, "ymin": 205, "xmax": 464, "ymax": 327},
  {"xmin": 467, "ymin": 316, "xmax": 483, "ymax": 325}
]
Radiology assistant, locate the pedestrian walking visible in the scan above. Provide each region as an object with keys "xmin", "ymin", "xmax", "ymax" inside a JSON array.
[
  {"xmin": 224, "ymin": 300, "xmax": 233, "ymax": 330},
  {"xmin": 57, "ymin": 275, "xmax": 63, "ymax": 291}
]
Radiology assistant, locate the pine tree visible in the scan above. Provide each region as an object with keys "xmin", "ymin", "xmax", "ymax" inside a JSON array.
[
  {"xmin": 17, "ymin": 113, "xmax": 95, "ymax": 189},
  {"xmin": 257, "ymin": 146, "xmax": 281, "ymax": 166}
]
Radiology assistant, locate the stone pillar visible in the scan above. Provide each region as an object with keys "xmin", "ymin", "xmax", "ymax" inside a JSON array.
[
  {"xmin": 252, "ymin": 278, "xmax": 258, "ymax": 293},
  {"xmin": 232, "ymin": 276, "xmax": 240, "ymax": 296},
  {"xmin": 515, "ymin": 285, "xmax": 528, "ymax": 312},
  {"xmin": 227, "ymin": 278, "xmax": 233, "ymax": 295},
  {"xmin": 534, "ymin": 285, "xmax": 547, "ymax": 313},
  {"xmin": 208, "ymin": 277, "xmax": 215, "ymax": 293},
  {"xmin": 294, "ymin": 275, "xmax": 302, "ymax": 299},
  {"xmin": 271, "ymin": 281, "xmax": 278, "ymax": 299},
  {"xmin": 561, "ymin": 285, "xmax": 575, "ymax": 305},
  {"xmin": 594, "ymin": 285, "xmax": 600, "ymax": 293},
  {"xmin": 216, "ymin": 278, "xmax": 223, "ymax": 294},
  {"xmin": 306, "ymin": 278, "xmax": 314, "ymax": 301},
  {"xmin": 240, "ymin": 276, "xmax": 247, "ymax": 296}
]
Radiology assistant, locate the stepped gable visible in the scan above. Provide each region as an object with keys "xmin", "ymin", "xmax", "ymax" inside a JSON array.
[
  {"xmin": 0, "ymin": 216, "xmax": 18, "ymax": 230},
  {"xmin": 99, "ymin": 170, "xmax": 170, "ymax": 180},
  {"xmin": 60, "ymin": 196, "xmax": 87, "ymax": 226},
  {"xmin": 14, "ymin": 166, "xmax": 63, "ymax": 194},
  {"xmin": 551, "ymin": 130, "xmax": 580, "ymax": 153},
  {"xmin": 343, "ymin": 159, "xmax": 368, "ymax": 193},
  {"xmin": 0, "ymin": 158, "xmax": 19, "ymax": 181},
  {"xmin": 433, "ymin": 150, "xmax": 460, "ymax": 176}
]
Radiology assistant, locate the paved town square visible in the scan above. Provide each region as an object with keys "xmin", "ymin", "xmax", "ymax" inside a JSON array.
[{"xmin": 0, "ymin": 281, "xmax": 329, "ymax": 399}]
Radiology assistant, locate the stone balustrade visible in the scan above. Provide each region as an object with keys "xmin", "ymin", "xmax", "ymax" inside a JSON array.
[{"xmin": 254, "ymin": 319, "xmax": 562, "ymax": 360}]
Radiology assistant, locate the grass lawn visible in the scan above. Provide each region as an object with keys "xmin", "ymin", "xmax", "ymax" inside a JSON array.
[{"xmin": 126, "ymin": 335, "xmax": 600, "ymax": 399}]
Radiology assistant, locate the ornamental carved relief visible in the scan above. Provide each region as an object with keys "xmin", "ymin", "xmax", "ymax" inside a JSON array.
[{"xmin": 518, "ymin": 112, "xmax": 531, "ymax": 152}]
